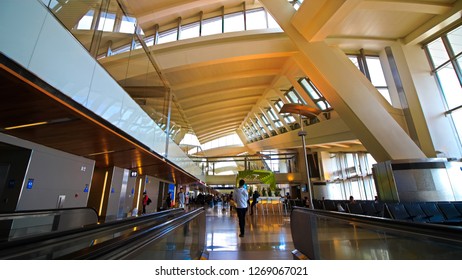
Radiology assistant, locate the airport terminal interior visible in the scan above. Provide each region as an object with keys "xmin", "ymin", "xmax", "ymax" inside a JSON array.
[{"xmin": 1, "ymin": 0, "xmax": 462, "ymax": 260}]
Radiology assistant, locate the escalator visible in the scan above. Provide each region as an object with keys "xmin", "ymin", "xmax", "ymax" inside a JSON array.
[{"xmin": 0, "ymin": 207, "xmax": 206, "ymax": 259}]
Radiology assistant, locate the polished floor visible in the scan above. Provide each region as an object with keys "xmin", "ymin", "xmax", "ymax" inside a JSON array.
[{"xmin": 202, "ymin": 203, "xmax": 294, "ymax": 260}]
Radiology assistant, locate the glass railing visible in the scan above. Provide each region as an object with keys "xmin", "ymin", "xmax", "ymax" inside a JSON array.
[
  {"xmin": 194, "ymin": 153, "xmax": 298, "ymax": 175},
  {"xmin": 40, "ymin": 0, "xmax": 190, "ymax": 147},
  {"xmin": 291, "ymin": 207, "xmax": 462, "ymax": 259}
]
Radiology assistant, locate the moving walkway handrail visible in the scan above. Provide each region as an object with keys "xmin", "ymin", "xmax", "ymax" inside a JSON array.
[
  {"xmin": 0, "ymin": 207, "xmax": 97, "ymax": 220},
  {"xmin": 0, "ymin": 208, "xmax": 185, "ymax": 259},
  {"xmin": 291, "ymin": 207, "xmax": 462, "ymax": 260},
  {"xmin": 64, "ymin": 208, "xmax": 206, "ymax": 259},
  {"xmin": 294, "ymin": 207, "xmax": 462, "ymax": 241}
]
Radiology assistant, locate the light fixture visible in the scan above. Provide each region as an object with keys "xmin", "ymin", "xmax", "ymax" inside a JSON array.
[
  {"xmin": 4, "ymin": 121, "xmax": 48, "ymax": 130},
  {"xmin": 279, "ymin": 103, "xmax": 321, "ymax": 209}
]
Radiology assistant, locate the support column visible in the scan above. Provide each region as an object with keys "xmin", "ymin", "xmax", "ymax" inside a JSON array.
[{"xmin": 260, "ymin": 0, "xmax": 426, "ymax": 162}]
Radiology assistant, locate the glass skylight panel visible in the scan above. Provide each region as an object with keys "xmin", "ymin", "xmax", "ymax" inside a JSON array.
[
  {"xmin": 246, "ymin": 8, "xmax": 268, "ymax": 30},
  {"xmin": 255, "ymin": 118, "xmax": 264, "ymax": 129},
  {"xmin": 299, "ymin": 78, "xmax": 321, "ymax": 99},
  {"xmin": 158, "ymin": 29, "xmax": 178, "ymax": 44},
  {"xmin": 77, "ymin": 10, "xmax": 94, "ymax": 30},
  {"xmin": 260, "ymin": 114, "xmax": 269, "ymax": 125},
  {"xmin": 97, "ymin": 12, "xmax": 115, "ymax": 32},
  {"xmin": 284, "ymin": 115, "xmax": 296, "ymax": 123},
  {"xmin": 180, "ymin": 22, "xmax": 200, "ymax": 40},
  {"xmin": 202, "ymin": 16, "xmax": 223, "ymax": 36},
  {"xmin": 274, "ymin": 99, "xmax": 284, "ymax": 111},
  {"xmin": 120, "ymin": 15, "xmax": 136, "ymax": 34},
  {"xmin": 145, "ymin": 35, "xmax": 155, "ymax": 46},
  {"xmin": 267, "ymin": 13, "xmax": 280, "ymax": 29},
  {"xmin": 224, "ymin": 12, "xmax": 245, "ymax": 33},
  {"xmin": 285, "ymin": 88, "xmax": 306, "ymax": 104}
]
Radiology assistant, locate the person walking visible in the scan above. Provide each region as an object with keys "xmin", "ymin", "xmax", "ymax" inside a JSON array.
[
  {"xmin": 178, "ymin": 188, "xmax": 186, "ymax": 208},
  {"xmin": 142, "ymin": 191, "xmax": 149, "ymax": 214},
  {"xmin": 250, "ymin": 189, "xmax": 260, "ymax": 215},
  {"xmin": 233, "ymin": 179, "xmax": 249, "ymax": 237}
]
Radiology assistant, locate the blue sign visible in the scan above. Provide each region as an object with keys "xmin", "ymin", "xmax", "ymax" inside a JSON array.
[
  {"xmin": 145, "ymin": 177, "xmax": 149, "ymax": 184},
  {"xmin": 84, "ymin": 184, "xmax": 89, "ymax": 193},
  {"xmin": 131, "ymin": 188, "xmax": 135, "ymax": 195},
  {"xmin": 111, "ymin": 187, "xmax": 115, "ymax": 193},
  {"xmin": 26, "ymin": 179, "xmax": 34, "ymax": 189}
]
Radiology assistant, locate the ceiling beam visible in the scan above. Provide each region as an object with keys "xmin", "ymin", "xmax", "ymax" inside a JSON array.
[{"xmin": 172, "ymin": 69, "xmax": 280, "ymax": 91}]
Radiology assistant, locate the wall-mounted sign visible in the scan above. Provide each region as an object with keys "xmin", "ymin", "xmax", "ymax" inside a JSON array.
[
  {"xmin": 26, "ymin": 179, "xmax": 34, "ymax": 189},
  {"xmin": 130, "ymin": 171, "xmax": 137, "ymax": 177},
  {"xmin": 84, "ymin": 184, "xmax": 89, "ymax": 193}
]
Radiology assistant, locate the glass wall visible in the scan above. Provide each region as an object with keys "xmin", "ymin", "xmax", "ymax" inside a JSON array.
[{"xmin": 424, "ymin": 24, "xmax": 462, "ymax": 148}]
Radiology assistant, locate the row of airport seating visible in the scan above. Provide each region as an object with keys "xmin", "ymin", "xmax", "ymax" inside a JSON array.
[{"xmin": 313, "ymin": 199, "xmax": 462, "ymax": 225}]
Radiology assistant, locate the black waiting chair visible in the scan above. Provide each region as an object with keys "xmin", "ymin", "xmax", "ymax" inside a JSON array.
[
  {"xmin": 402, "ymin": 202, "xmax": 429, "ymax": 222},
  {"xmin": 347, "ymin": 203, "xmax": 365, "ymax": 215},
  {"xmin": 437, "ymin": 202, "xmax": 462, "ymax": 223},
  {"xmin": 420, "ymin": 202, "xmax": 446, "ymax": 223},
  {"xmin": 385, "ymin": 203, "xmax": 413, "ymax": 221}
]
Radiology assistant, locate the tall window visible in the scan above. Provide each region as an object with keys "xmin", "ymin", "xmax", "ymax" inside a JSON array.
[
  {"xmin": 348, "ymin": 54, "xmax": 391, "ymax": 104},
  {"xmin": 326, "ymin": 152, "xmax": 376, "ymax": 200},
  {"xmin": 424, "ymin": 24, "xmax": 462, "ymax": 147}
]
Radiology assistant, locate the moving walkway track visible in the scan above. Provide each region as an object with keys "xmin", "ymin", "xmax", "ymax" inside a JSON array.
[{"xmin": 0, "ymin": 208, "xmax": 206, "ymax": 260}]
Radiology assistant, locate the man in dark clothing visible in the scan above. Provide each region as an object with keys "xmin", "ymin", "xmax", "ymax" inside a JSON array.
[{"xmin": 250, "ymin": 190, "xmax": 260, "ymax": 215}]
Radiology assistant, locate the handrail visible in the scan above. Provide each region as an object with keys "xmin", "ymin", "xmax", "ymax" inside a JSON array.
[
  {"xmin": 0, "ymin": 207, "xmax": 97, "ymax": 220},
  {"xmin": 293, "ymin": 207, "xmax": 462, "ymax": 242},
  {"xmin": 0, "ymin": 208, "xmax": 185, "ymax": 259},
  {"xmin": 64, "ymin": 208, "xmax": 205, "ymax": 259},
  {"xmin": 291, "ymin": 207, "xmax": 462, "ymax": 260}
]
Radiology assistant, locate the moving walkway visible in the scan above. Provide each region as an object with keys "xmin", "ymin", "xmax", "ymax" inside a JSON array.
[{"xmin": 0, "ymin": 207, "xmax": 205, "ymax": 259}]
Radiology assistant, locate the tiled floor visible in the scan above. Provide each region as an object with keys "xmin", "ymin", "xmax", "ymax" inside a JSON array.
[{"xmin": 203, "ymin": 203, "xmax": 294, "ymax": 260}]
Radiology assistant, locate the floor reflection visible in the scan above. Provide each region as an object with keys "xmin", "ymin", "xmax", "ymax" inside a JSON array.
[{"xmin": 204, "ymin": 203, "xmax": 294, "ymax": 260}]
